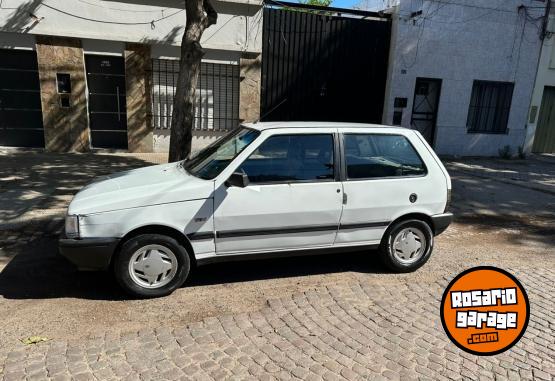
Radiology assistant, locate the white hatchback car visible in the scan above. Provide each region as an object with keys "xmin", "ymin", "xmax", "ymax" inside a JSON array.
[{"xmin": 60, "ymin": 122, "xmax": 453, "ymax": 297}]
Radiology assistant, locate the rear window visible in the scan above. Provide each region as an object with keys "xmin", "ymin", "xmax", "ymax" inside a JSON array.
[{"xmin": 344, "ymin": 134, "xmax": 427, "ymax": 179}]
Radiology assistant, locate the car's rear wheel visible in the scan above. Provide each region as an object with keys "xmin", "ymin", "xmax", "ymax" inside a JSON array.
[
  {"xmin": 114, "ymin": 234, "xmax": 190, "ymax": 298},
  {"xmin": 379, "ymin": 219, "xmax": 433, "ymax": 272}
]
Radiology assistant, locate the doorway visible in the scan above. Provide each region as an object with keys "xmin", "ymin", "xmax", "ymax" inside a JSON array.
[
  {"xmin": 410, "ymin": 78, "xmax": 442, "ymax": 146},
  {"xmin": 0, "ymin": 49, "xmax": 44, "ymax": 147},
  {"xmin": 533, "ymin": 86, "xmax": 555, "ymax": 153},
  {"xmin": 85, "ymin": 55, "xmax": 127, "ymax": 149}
]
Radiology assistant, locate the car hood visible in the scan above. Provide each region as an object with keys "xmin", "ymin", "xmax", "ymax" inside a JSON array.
[{"xmin": 68, "ymin": 162, "xmax": 214, "ymax": 215}]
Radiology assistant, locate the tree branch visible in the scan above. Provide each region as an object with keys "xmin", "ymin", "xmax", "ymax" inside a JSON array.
[
  {"xmin": 203, "ymin": 0, "xmax": 218, "ymax": 28},
  {"xmin": 168, "ymin": 0, "xmax": 218, "ymax": 162}
]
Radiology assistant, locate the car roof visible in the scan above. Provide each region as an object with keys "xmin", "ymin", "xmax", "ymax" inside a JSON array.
[{"xmin": 242, "ymin": 121, "xmax": 409, "ymax": 132}]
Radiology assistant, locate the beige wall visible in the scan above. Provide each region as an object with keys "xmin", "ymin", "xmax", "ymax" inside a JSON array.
[
  {"xmin": 239, "ymin": 53, "xmax": 262, "ymax": 123},
  {"xmin": 125, "ymin": 43, "xmax": 153, "ymax": 153},
  {"xmin": 15, "ymin": 34, "xmax": 262, "ymax": 153},
  {"xmin": 35, "ymin": 36, "xmax": 90, "ymax": 152}
]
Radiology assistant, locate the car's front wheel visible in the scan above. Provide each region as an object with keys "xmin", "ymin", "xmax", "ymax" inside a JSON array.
[
  {"xmin": 379, "ymin": 219, "xmax": 433, "ymax": 273},
  {"xmin": 114, "ymin": 234, "xmax": 190, "ymax": 298}
]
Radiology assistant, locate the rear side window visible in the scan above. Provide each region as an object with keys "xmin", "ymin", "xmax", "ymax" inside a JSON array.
[
  {"xmin": 344, "ymin": 134, "xmax": 426, "ymax": 179},
  {"xmin": 240, "ymin": 134, "xmax": 335, "ymax": 183}
]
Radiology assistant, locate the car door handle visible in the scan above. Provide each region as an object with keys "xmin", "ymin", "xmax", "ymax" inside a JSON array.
[{"xmin": 342, "ymin": 193, "xmax": 348, "ymax": 204}]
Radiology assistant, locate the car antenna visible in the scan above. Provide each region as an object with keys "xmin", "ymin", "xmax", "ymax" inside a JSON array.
[{"xmin": 254, "ymin": 98, "xmax": 288, "ymax": 124}]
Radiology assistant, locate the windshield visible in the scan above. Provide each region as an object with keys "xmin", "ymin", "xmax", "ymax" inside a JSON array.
[{"xmin": 184, "ymin": 127, "xmax": 260, "ymax": 180}]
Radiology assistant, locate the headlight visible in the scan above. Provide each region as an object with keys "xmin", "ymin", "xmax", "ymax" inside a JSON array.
[{"xmin": 65, "ymin": 215, "xmax": 80, "ymax": 238}]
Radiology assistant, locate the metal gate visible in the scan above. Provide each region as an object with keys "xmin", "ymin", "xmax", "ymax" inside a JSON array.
[
  {"xmin": 85, "ymin": 55, "xmax": 128, "ymax": 149},
  {"xmin": 149, "ymin": 59, "xmax": 240, "ymax": 132},
  {"xmin": 411, "ymin": 78, "xmax": 442, "ymax": 146},
  {"xmin": 0, "ymin": 49, "xmax": 44, "ymax": 147},
  {"xmin": 261, "ymin": 2, "xmax": 391, "ymax": 123}
]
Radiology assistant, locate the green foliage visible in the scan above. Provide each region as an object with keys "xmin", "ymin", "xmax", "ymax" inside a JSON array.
[
  {"xmin": 498, "ymin": 145, "xmax": 512, "ymax": 159},
  {"xmin": 299, "ymin": 0, "xmax": 333, "ymax": 6}
]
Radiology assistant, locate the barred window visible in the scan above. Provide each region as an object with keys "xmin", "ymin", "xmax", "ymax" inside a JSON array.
[
  {"xmin": 150, "ymin": 59, "xmax": 240, "ymax": 131},
  {"xmin": 467, "ymin": 81, "xmax": 514, "ymax": 134}
]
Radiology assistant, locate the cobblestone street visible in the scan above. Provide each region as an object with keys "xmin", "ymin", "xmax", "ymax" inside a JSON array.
[
  {"xmin": 2, "ymin": 266, "xmax": 554, "ymax": 381},
  {"xmin": 0, "ymin": 152, "xmax": 554, "ymax": 380}
]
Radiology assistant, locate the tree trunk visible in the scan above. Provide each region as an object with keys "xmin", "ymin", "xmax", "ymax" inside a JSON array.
[{"xmin": 169, "ymin": 0, "xmax": 217, "ymax": 162}]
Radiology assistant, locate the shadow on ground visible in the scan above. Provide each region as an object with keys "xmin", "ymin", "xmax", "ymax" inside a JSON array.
[
  {"xmin": 449, "ymin": 174, "xmax": 555, "ymax": 248},
  {"xmin": 0, "ymin": 236, "xmax": 385, "ymax": 301},
  {"xmin": 0, "ymin": 152, "xmax": 159, "ymax": 221}
]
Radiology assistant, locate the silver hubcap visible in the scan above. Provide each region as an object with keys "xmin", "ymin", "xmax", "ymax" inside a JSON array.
[
  {"xmin": 392, "ymin": 227, "xmax": 426, "ymax": 264},
  {"xmin": 128, "ymin": 244, "xmax": 178, "ymax": 289}
]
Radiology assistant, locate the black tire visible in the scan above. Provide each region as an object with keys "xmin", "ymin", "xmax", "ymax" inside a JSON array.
[
  {"xmin": 113, "ymin": 234, "xmax": 190, "ymax": 298},
  {"xmin": 379, "ymin": 219, "xmax": 434, "ymax": 273}
]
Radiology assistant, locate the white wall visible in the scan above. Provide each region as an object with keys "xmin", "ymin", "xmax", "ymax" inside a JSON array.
[
  {"xmin": 524, "ymin": 9, "xmax": 555, "ymax": 153},
  {"xmin": 154, "ymin": 129, "xmax": 225, "ymax": 153},
  {"xmin": 0, "ymin": 0, "xmax": 263, "ymax": 53},
  {"xmin": 384, "ymin": 0, "xmax": 543, "ymax": 156}
]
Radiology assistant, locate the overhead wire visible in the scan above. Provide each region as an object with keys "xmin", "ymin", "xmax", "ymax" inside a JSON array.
[
  {"xmin": 75, "ymin": 0, "xmax": 173, "ymax": 14},
  {"xmin": 39, "ymin": 2, "xmax": 184, "ymax": 27}
]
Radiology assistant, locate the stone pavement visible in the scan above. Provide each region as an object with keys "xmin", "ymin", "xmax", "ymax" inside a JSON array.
[{"xmin": 2, "ymin": 266, "xmax": 554, "ymax": 380}]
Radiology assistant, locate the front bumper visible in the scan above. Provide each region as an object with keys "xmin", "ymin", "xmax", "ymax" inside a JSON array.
[
  {"xmin": 59, "ymin": 237, "xmax": 120, "ymax": 271},
  {"xmin": 431, "ymin": 213, "xmax": 454, "ymax": 236}
]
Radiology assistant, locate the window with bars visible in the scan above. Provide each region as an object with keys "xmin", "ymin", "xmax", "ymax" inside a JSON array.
[
  {"xmin": 150, "ymin": 59, "xmax": 240, "ymax": 131},
  {"xmin": 466, "ymin": 81, "xmax": 514, "ymax": 134}
]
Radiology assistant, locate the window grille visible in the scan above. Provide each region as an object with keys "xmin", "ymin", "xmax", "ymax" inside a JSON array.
[
  {"xmin": 150, "ymin": 59, "xmax": 240, "ymax": 131},
  {"xmin": 467, "ymin": 81, "xmax": 514, "ymax": 134}
]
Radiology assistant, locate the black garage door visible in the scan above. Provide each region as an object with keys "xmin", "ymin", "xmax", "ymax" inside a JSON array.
[
  {"xmin": 261, "ymin": 3, "xmax": 391, "ymax": 123},
  {"xmin": 0, "ymin": 49, "xmax": 44, "ymax": 147},
  {"xmin": 85, "ymin": 55, "xmax": 128, "ymax": 149}
]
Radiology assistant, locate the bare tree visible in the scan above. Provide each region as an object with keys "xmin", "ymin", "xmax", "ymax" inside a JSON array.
[{"xmin": 169, "ymin": 0, "xmax": 218, "ymax": 162}]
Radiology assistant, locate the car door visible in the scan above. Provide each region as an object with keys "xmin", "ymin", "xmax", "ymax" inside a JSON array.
[
  {"xmin": 337, "ymin": 130, "xmax": 437, "ymax": 245},
  {"xmin": 213, "ymin": 131, "xmax": 343, "ymax": 254}
]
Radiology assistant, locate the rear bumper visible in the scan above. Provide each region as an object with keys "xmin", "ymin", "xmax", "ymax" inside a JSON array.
[
  {"xmin": 59, "ymin": 237, "xmax": 120, "ymax": 271},
  {"xmin": 431, "ymin": 213, "xmax": 454, "ymax": 236}
]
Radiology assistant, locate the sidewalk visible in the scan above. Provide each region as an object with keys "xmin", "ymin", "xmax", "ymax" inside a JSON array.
[
  {"xmin": 445, "ymin": 154, "xmax": 555, "ymax": 196},
  {"xmin": 0, "ymin": 151, "xmax": 167, "ymax": 229},
  {"xmin": 0, "ymin": 151, "xmax": 167, "ymax": 269}
]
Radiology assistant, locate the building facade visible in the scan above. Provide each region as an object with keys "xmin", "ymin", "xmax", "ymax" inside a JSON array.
[
  {"xmin": 524, "ymin": 0, "xmax": 555, "ymax": 154},
  {"xmin": 381, "ymin": 0, "xmax": 545, "ymax": 156},
  {"xmin": 0, "ymin": 0, "xmax": 263, "ymax": 153}
]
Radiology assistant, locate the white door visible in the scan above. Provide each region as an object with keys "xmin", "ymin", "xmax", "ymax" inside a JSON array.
[
  {"xmin": 337, "ymin": 132, "xmax": 439, "ymax": 245},
  {"xmin": 214, "ymin": 133, "xmax": 343, "ymax": 254}
]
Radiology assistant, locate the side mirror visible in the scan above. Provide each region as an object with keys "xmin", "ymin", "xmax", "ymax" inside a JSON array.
[{"xmin": 225, "ymin": 171, "xmax": 250, "ymax": 188}]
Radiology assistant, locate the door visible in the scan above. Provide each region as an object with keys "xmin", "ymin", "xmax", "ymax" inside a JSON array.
[
  {"xmin": 214, "ymin": 133, "xmax": 343, "ymax": 254},
  {"xmin": 0, "ymin": 49, "xmax": 44, "ymax": 147},
  {"xmin": 533, "ymin": 86, "xmax": 555, "ymax": 153},
  {"xmin": 85, "ymin": 55, "xmax": 127, "ymax": 149},
  {"xmin": 410, "ymin": 78, "xmax": 442, "ymax": 146},
  {"xmin": 337, "ymin": 133, "xmax": 431, "ymax": 245}
]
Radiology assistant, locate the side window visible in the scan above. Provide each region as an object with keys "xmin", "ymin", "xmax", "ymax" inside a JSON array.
[
  {"xmin": 344, "ymin": 134, "xmax": 427, "ymax": 179},
  {"xmin": 240, "ymin": 134, "xmax": 335, "ymax": 183}
]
